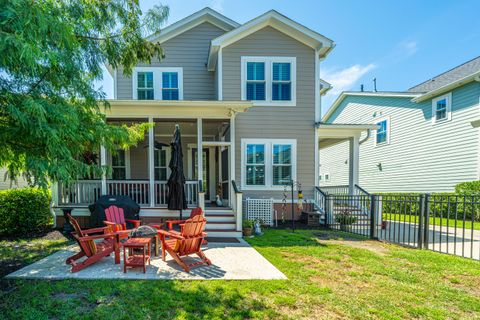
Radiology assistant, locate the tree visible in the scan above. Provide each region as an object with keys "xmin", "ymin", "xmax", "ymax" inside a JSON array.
[{"xmin": 0, "ymin": 0, "xmax": 169, "ymax": 187}]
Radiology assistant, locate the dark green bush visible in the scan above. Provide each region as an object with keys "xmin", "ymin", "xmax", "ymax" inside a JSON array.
[
  {"xmin": 455, "ymin": 181, "xmax": 480, "ymax": 194},
  {"xmin": 0, "ymin": 187, "xmax": 52, "ymax": 236}
]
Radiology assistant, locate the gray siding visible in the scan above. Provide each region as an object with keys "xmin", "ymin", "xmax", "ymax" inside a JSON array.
[
  {"xmin": 0, "ymin": 168, "xmax": 28, "ymax": 190},
  {"xmin": 116, "ymin": 22, "xmax": 225, "ymax": 100},
  {"xmin": 321, "ymin": 82, "xmax": 480, "ymax": 193},
  {"xmin": 222, "ymin": 26, "xmax": 316, "ymax": 199}
]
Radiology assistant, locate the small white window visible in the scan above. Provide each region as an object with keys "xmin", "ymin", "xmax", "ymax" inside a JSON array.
[
  {"xmin": 109, "ymin": 149, "xmax": 130, "ymax": 180},
  {"xmin": 133, "ymin": 67, "xmax": 183, "ymax": 100},
  {"xmin": 374, "ymin": 117, "xmax": 390, "ymax": 146},
  {"xmin": 154, "ymin": 148, "xmax": 170, "ymax": 180},
  {"xmin": 324, "ymin": 173, "xmax": 330, "ymax": 182},
  {"xmin": 241, "ymin": 57, "xmax": 296, "ymax": 106},
  {"xmin": 432, "ymin": 93, "xmax": 452, "ymax": 124},
  {"xmin": 241, "ymin": 139, "xmax": 297, "ymax": 190}
]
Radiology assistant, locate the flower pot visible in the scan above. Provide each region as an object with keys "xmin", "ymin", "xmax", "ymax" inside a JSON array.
[{"xmin": 243, "ymin": 228, "xmax": 252, "ymax": 236}]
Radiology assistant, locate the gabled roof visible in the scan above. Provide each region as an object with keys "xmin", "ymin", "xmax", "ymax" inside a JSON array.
[
  {"xmin": 146, "ymin": 7, "xmax": 240, "ymax": 44},
  {"xmin": 322, "ymin": 91, "xmax": 421, "ymax": 123},
  {"xmin": 408, "ymin": 56, "xmax": 480, "ymax": 93},
  {"xmin": 207, "ymin": 10, "xmax": 335, "ymax": 71}
]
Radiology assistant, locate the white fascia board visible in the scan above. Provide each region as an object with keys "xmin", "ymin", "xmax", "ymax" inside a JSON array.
[
  {"xmin": 412, "ymin": 71, "xmax": 480, "ymax": 102},
  {"xmin": 147, "ymin": 7, "xmax": 239, "ymax": 44},
  {"xmin": 208, "ymin": 10, "xmax": 335, "ymax": 71}
]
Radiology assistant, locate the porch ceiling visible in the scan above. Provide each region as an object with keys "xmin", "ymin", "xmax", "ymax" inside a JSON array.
[{"xmin": 103, "ymin": 100, "xmax": 253, "ymax": 119}]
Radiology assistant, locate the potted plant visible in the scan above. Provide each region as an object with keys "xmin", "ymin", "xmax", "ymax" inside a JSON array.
[
  {"xmin": 242, "ymin": 219, "xmax": 254, "ymax": 236},
  {"xmin": 335, "ymin": 210, "xmax": 357, "ymax": 231}
]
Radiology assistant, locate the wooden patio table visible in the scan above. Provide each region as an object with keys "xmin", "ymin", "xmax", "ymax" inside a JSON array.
[{"xmin": 122, "ymin": 237, "xmax": 152, "ymax": 273}]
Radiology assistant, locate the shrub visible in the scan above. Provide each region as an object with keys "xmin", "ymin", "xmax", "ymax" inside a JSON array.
[
  {"xmin": 242, "ymin": 219, "xmax": 254, "ymax": 229},
  {"xmin": 335, "ymin": 210, "xmax": 357, "ymax": 225},
  {"xmin": 455, "ymin": 181, "xmax": 480, "ymax": 194},
  {"xmin": 0, "ymin": 187, "xmax": 52, "ymax": 236}
]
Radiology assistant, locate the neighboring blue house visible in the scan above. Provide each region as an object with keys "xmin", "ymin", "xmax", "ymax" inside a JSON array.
[{"xmin": 320, "ymin": 56, "xmax": 480, "ymax": 192}]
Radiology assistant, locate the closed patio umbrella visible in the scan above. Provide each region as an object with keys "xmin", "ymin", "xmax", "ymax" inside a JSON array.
[{"xmin": 167, "ymin": 125, "xmax": 187, "ymax": 219}]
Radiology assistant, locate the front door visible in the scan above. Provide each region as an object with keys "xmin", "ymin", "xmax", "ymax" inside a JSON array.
[{"xmin": 192, "ymin": 148, "xmax": 210, "ymax": 200}]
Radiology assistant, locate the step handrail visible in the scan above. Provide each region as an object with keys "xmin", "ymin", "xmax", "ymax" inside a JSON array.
[{"xmin": 354, "ymin": 184, "xmax": 371, "ymax": 197}]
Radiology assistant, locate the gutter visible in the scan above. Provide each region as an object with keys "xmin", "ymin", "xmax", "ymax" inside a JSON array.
[{"xmin": 359, "ymin": 129, "xmax": 371, "ymax": 145}]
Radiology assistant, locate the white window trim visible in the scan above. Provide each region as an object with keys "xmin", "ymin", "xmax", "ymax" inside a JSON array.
[
  {"xmin": 240, "ymin": 56, "xmax": 296, "ymax": 107},
  {"xmin": 323, "ymin": 172, "xmax": 330, "ymax": 182},
  {"xmin": 132, "ymin": 67, "xmax": 184, "ymax": 100},
  {"xmin": 374, "ymin": 116, "xmax": 391, "ymax": 147},
  {"xmin": 154, "ymin": 147, "xmax": 171, "ymax": 181},
  {"xmin": 107, "ymin": 149, "xmax": 131, "ymax": 180},
  {"xmin": 431, "ymin": 92, "xmax": 452, "ymax": 124},
  {"xmin": 241, "ymin": 138, "xmax": 297, "ymax": 190}
]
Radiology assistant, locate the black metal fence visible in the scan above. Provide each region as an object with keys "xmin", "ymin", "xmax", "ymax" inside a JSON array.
[{"xmin": 321, "ymin": 193, "xmax": 480, "ymax": 260}]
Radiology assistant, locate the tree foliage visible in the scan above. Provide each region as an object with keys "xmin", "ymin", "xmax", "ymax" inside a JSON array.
[{"xmin": 0, "ymin": 0, "xmax": 169, "ymax": 187}]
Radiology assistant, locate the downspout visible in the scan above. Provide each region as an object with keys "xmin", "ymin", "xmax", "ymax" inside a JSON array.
[{"xmin": 359, "ymin": 129, "xmax": 371, "ymax": 145}]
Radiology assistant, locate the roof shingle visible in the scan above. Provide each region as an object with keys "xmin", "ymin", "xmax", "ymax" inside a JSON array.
[{"xmin": 408, "ymin": 56, "xmax": 480, "ymax": 93}]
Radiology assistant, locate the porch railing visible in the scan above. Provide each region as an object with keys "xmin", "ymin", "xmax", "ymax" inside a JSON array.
[
  {"xmin": 58, "ymin": 179, "xmax": 200, "ymax": 207},
  {"xmin": 58, "ymin": 181, "xmax": 102, "ymax": 206},
  {"xmin": 154, "ymin": 180, "xmax": 198, "ymax": 207}
]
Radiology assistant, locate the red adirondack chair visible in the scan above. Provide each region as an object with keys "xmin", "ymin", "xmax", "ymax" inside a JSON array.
[
  {"xmin": 104, "ymin": 205, "xmax": 141, "ymax": 240},
  {"xmin": 166, "ymin": 207, "xmax": 203, "ymax": 232},
  {"xmin": 65, "ymin": 214, "xmax": 120, "ymax": 273},
  {"xmin": 158, "ymin": 215, "xmax": 211, "ymax": 272}
]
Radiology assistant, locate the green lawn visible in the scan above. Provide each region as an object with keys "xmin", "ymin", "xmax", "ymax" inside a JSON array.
[
  {"xmin": 1, "ymin": 229, "xmax": 480, "ymax": 319},
  {"xmin": 383, "ymin": 213, "xmax": 480, "ymax": 230}
]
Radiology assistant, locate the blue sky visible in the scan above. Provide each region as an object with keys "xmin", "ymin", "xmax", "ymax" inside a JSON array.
[{"xmin": 99, "ymin": 0, "xmax": 480, "ymax": 114}]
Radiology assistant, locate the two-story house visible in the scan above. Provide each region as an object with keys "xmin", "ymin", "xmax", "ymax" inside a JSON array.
[
  {"xmin": 320, "ymin": 56, "xmax": 480, "ymax": 193},
  {"xmin": 53, "ymin": 7, "xmax": 378, "ymax": 237}
]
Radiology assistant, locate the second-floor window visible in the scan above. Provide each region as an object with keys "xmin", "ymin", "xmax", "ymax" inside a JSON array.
[
  {"xmin": 137, "ymin": 72, "xmax": 154, "ymax": 100},
  {"xmin": 375, "ymin": 117, "xmax": 390, "ymax": 146},
  {"xmin": 241, "ymin": 57, "xmax": 296, "ymax": 106},
  {"xmin": 432, "ymin": 93, "xmax": 452, "ymax": 124},
  {"xmin": 133, "ymin": 67, "xmax": 183, "ymax": 100},
  {"xmin": 162, "ymin": 72, "xmax": 179, "ymax": 100}
]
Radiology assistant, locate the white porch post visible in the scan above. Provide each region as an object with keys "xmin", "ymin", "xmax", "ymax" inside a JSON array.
[
  {"xmin": 348, "ymin": 136, "xmax": 360, "ymax": 195},
  {"xmin": 197, "ymin": 118, "xmax": 205, "ymax": 210},
  {"xmin": 100, "ymin": 145, "xmax": 107, "ymax": 195},
  {"xmin": 148, "ymin": 117, "xmax": 155, "ymax": 207}
]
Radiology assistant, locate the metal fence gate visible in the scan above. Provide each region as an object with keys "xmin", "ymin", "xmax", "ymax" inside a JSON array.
[{"xmin": 321, "ymin": 193, "xmax": 480, "ymax": 260}]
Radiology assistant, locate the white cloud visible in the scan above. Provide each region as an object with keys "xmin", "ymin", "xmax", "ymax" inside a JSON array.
[
  {"xmin": 210, "ymin": 0, "xmax": 224, "ymax": 13},
  {"xmin": 322, "ymin": 63, "xmax": 376, "ymax": 96},
  {"xmin": 398, "ymin": 40, "xmax": 418, "ymax": 57}
]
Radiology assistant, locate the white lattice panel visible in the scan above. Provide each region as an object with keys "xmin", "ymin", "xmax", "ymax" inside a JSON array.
[{"xmin": 246, "ymin": 198, "xmax": 274, "ymax": 226}]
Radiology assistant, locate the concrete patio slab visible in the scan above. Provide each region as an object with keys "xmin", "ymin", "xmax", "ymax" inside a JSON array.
[{"xmin": 6, "ymin": 239, "xmax": 287, "ymax": 280}]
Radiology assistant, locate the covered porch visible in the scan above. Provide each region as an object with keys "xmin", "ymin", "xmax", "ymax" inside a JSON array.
[
  {"xmin": 53, "ymin": 100, "xmax": 251, "ymax": 216},
  {"xmin": 316, "ymin": 123, "xmax": 378, "ymax": 195}
]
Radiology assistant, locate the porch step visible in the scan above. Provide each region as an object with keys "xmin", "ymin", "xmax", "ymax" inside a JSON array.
[
  {"xmin": 204, "ymin": 208, "xmax": 234, "ymax": 216},
  {"xmin": 206, "ymin": 221, "xmax": 236, "ymax": 230},
  {"xmin": 205, "ymin": 230, "xmax": 242, "ymax": 238},
  {"xmin": 205, "ymin": 215, "xmax": 235, "ymax": 223}
]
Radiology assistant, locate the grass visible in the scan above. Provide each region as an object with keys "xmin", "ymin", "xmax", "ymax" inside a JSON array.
[
  {"xmin": 383, "ymin": 213, "xmax": 480, "ymax": 230},
  {"xmin": 1, "ymin": 229, "xmax": 480, "ymax": 319}
]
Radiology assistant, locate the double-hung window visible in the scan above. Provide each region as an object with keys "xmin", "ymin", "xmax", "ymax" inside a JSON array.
[
  {"xmin": 154, "ymin": 148, "xmax": 169, "ymax": 180},
  {"xmin": 245, "ymin": 144, "xmax": 265, "ymax": 185},
  {"xmin": 162, "ymin": 72, "xmax": 179, "ymax": 100},
  {"xmin": 137, "ymin": 72, "xmax": 154, "ymax": 100},
  {"xmin": 242, "ymin": 139, "xmax": 296, "ymax": 189},
  {"xmin": 432, "ymin": 93, "xmax": 452, "ymax": 124},
  {"xmin": 272, "ymin": 63, "xmax": 291, "ymax": 101},
  {"xmin": 133, "ymin": 67, "xmax": 183, "ymax": 100},
  {"xmin": 111, "ymin": 149, "xmax": 130, "ymax": 180},
  {"xmin": 375, "ymin": 117, "xmax": 390, "ymax": 146},
  {"xmin": 246, "ymin": 62, "xmax": 266, "ymax": 101},
  {"xmin": 241, "ymin": 57, "xmax": 296, "ymax": 106}
]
